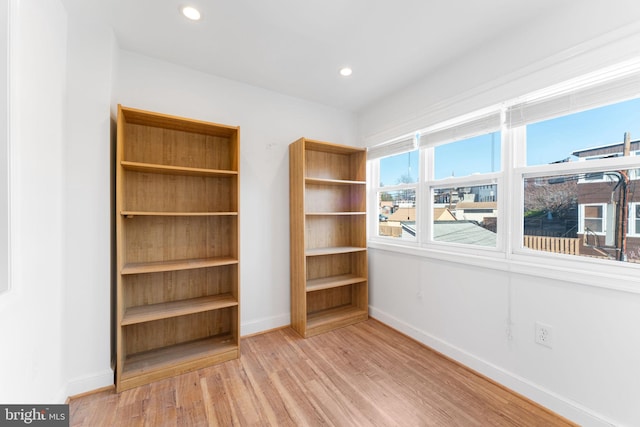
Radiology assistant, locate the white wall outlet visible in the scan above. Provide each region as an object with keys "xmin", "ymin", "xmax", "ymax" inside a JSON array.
[{"xmin": 535, "ymin": 321, "xmax": 553, "ymax": 348}]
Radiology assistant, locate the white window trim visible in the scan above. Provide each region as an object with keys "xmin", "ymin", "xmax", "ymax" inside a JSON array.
[
  {"xmin": 578, "ymin": 203, "xmax": 607, "ymax": 235},
  {"xmin": 629, "ymin": 202, "xmax": 640, "ymax": 237}
]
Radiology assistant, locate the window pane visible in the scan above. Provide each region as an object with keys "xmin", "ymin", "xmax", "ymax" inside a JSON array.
[
  {"xmin": 523, "ymin": 172, "xmax": 640, "ymax": 263},
  {"xmin": 378, "ymin": 189, "xmax": 416, "ymax": 240},
  {"xmin": 432, "ymin": 184, "xmax": 497, "ymax": 247},
  {"xmin": 584, "ymin": 205, "xmax": 602, "ymax": 218},
  {"xmin": 434, "ymin": 132, "xmax": 500, "ymax": 179},
  {"xmin": 379, "ymin": 150, "xmax": 418, "ymax": 187},
  {"xmin": 584, "ymin": 219, "xmax": 603, "ymax": 233},
  {"xmin": 526, "ymin": 97, "xmax": 640, "ymax": 166}
]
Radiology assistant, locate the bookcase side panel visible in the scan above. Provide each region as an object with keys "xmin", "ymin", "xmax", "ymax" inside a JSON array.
[{"xmin": 289, "ymin": 140, "xmax": 307, "ymax": 334}]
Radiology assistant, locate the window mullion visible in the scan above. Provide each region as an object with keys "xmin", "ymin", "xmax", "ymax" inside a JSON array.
[{"xmin": 421, "ymin": 147, "xmax": 434, "ymax": 245}]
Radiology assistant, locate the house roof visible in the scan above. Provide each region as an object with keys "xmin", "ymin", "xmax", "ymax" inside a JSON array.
[
  {"xmin": 455, "ymin": 202, "xmax": 498, "ymax": 210},
  {"xmin": 388, "ymin": 207, "xmax": 416, "ymax": 222},
  {"xmin": 433, "ymin": 221, "xmax": 497, "ymax": 247},
  {"xmin": 434, "ymin": 208, "xmax": 456, "ymax": 221},
  {"xmin": 572, "ymin": 139, "xmax": 640, "ymax": 158}
]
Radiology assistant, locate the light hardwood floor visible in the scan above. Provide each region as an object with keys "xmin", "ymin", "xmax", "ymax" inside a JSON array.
[{"xmin": 69, "ymin": 319, "xmax": 575, "ymax": 426}]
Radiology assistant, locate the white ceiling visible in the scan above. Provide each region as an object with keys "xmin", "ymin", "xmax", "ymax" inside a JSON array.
[{"xmin": 62, "ymin": 0, "xmax": 579, "ymax": 112}]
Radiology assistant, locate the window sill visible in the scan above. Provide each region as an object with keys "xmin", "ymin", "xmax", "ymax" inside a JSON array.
[{"xmin": 368, "ymin": 239, "xmax": 640, "ymax": 295}]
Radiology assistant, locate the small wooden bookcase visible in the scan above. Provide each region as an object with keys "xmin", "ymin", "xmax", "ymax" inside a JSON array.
[
  {"xmin": 115, "ymin": 105, "xmax": 240, "ymax": 391},
  {"xmin": 289, "ymin": 137, "xmax": 368, "ymax": 338}
]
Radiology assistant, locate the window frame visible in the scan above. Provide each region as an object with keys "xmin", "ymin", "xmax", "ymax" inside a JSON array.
[
  {"xmin": 370, "ymin": 147, "xmax": 421, "ymax": 245},
  {"xmin": 579, "ymin": 203, "xmax": 606, "ymax": 235},
  {"xmin": 367, "ymin": 60, "xmax": 640, "ymax": 290},
  {"xmin": 369, "ymin": 126, "xmax": 505, "ymax": 255}
]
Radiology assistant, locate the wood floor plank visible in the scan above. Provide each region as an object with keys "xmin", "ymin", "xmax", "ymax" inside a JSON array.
[
  {"xmin": 69, "ymin": 319, "xmax": 576, "ymax": 426},
  {"xmin": 141, "ymin": 377, "xmax": 177, "ymax": 427}
]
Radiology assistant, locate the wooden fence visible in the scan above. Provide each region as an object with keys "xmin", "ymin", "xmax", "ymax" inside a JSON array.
[{"xmin": 523, "ymin": 235, "xmax": 580, "ymax": 255}]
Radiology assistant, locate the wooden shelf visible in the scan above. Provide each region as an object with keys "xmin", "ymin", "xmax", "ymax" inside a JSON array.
[
  {"xmin": 306, "ymin": 274, "xmax": 366, "ymax": 293},
  {"xmin": 121, "ymin": 160, "xmax": 237, "ymax": 177},
  {"xmin": 306, "ymin": 305, "xmax": 369, "ymax": 337},
  {"xmin": 303, "ymin": 139, "xmax": 365, "ymax": 154},
  {"xmin": 120, "ymin": 105, "xmax": 238, "ymax": 138},
  {"xmin": 121, "ymin": 211, "xmax": 238, "ymax": 218},
  {"xmin": 122, "ymin": 294, "xmax": 238, "ymax": 326},
  {"xmin": 121, "ymin": 256, "xmax": 238, "ymax": 275},
  {"xmin": 305, "ymin": 246, "xmax": 367, "ymax": 257},
  {"xmin": 305, "ymin": 212, "xmax": 365, "ymax": 216},
  {"xmin": 305, "ymin": 177, "xmax": 365, "ymax": 186},
  {"xmin": 120, "ymin": 335, "xmax": 238, "ymax": 388}
]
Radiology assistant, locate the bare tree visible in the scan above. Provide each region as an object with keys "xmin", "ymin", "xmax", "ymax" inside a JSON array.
[
  {"xmin": 396, "ymin": 173, "xmax": 414, "ymax": 184},
  {"xmin": 524, "ymin": 177, "xmax": 577, "ymax": 218}
]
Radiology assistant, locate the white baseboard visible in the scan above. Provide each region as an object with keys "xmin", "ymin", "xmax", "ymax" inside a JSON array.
[
  {"xmin": 241, "ymin": 313, "xmax": 290, "ymax": 337},
  {"xmin": 64, "ymin": 369, "xmax": 114, "ymax": 400},
  {"xmin": 369, "ymin": 306, "xmax": 616, "ymax": 427}
]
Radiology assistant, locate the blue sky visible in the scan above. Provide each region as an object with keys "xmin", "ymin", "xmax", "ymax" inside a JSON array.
[
  {"xmin": 380, "ymin": 97, "xmax": 640, "ymax": 185},
  {"xmin": 527, "ymin": 97, "xmax": 640, "ymax": 165}
]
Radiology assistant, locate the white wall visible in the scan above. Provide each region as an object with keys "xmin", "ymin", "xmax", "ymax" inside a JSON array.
[
  {"xmin": 0, "ymin": 0, "xmax": 9, "ymax": 295},
  {"xmin": 360, "ymin": 4, "xmax": 640, "ymax": 426},
  {"xmin": 62, "ymin": 19, "xmax": 116, "ymax": 396},
  {"xmin": 0, "ymin": 0, "xmax": 68, "ymax": 403},
  {"xmin": 359, "ymin": 3, "xmax": 640, "ymax": 147},
  {"xmin": 112, "ymin": 51, "xmax": 357, "ymax": 335}
]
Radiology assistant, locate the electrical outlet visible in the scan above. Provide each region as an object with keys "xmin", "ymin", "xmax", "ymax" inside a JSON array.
[{"xmin": 535, "ymin": 322, "xmax": 553, "ymax": 348}]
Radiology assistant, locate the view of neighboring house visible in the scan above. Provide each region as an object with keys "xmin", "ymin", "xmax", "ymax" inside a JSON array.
[
  {"xmin": 571, "ymin": 140, "xmax": 640, "ymax": 261},
  {"xmin": 379, "ymin": 204, "xmax": 416, "ymax": 238},
  {"xmin": 379, "ymin": 185, "xmax": 498, "ymax": 244},
  {"xmin": 453, "ymin": 201, "xmax": 498, "ymax": 223}
]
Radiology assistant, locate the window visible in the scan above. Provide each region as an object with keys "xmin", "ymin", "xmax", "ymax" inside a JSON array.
[
  {"xmin": 582, "ymin": 205, "xmax": 604, "ymax": 233},
  {"xmin": 379, "ymin": 150, "xmax": 418, "ymax": 187},
  {"xmin": 368, "ymin": 59, "xmax": 640, "ymax": 269},
  {"xmin": 378, "ymin": 189, "xmax": 417, "ymax": 239},
  {"xmin": 374, "ymin": 149, "xmax": 418, "ymax": 242},
  {"xmin": 432, "ymin": 184, "xmax": 497, "ymax": 247},
  {"xmin": 434, "ymin": 132, "xmax": 500, "ymax": 179},
  {"xmin": 632, "ymin": 204, "xmax": 640, "ymax": 236},
  {"xmin": 525, "ymin": 98, "xmax": 640, "ymax": 166},
  {"xmin": 520, "ymin": 93, "xmax": 640, "ymax": 263},
  {"xmin": 369, "ymin": 114, "xmax": 501, "ymax": 248}
]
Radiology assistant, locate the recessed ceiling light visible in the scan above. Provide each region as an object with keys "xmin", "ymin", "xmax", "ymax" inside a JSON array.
[
  {"xmin": 339, "ymin": 67, "xmax": 353, "ymax": 77},
  {"xmin": 181, "ymin": 6, "xmax": 201, "ymax": 21}
]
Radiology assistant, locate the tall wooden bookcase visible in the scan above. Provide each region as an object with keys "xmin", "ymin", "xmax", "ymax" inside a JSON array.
[
  {"xmin": 289, "ymin": 138, "xmax": 368, "ymax": 338},
  {"xmin": 115, "ymin": 105, "xmax": 240, "ymax": 391}
]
